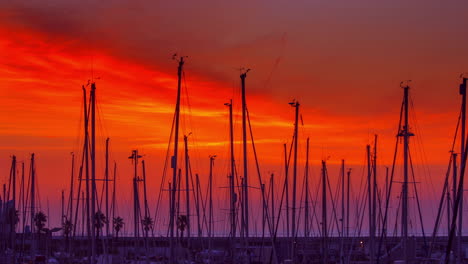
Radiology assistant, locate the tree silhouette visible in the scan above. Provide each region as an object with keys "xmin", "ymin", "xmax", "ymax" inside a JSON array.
[
  {"xmin": 113, "ymin": 216, "xmax": 124, "ymax": 239},
  {"xmin": 34, "ymin": 211, "xmax": 47, "ymax": 234},
  {"xmin": 141, "ymin": 216, "xmax": 154, "ymax": 236},
  {"xmin": 62, "ymin": 218, "xmax": 73, "ymax": 237},
  {"xmin": 62, "ymin": 217, "xmax": 73, "ymax": 251},
  {"xmin": 176, "ymin": 215, "xmax": 188, "ymax": 239},
  {"xmin": 94, "ymin": 211, "xmax": 107, "ymax": 239}
]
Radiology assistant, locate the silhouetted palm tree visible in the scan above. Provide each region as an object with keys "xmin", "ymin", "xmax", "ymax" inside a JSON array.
[
  {"xmin": 141, "ymin": 216, "xmax": 154, "ymax": 236},
  {"xmin": 34, "ymin": 211, "xmax": 47, "ymax": 234},
  {"xmin": 177, "ymin": 215, "xmax": 188, "ymax": 239},
  {"xmin": 94, "ymin": 211, "xmax": 107, "ymax": 239},
  {"xmin": 113, "ymin": 216, "xmax": 124, "ymax": 239},
  {"xmin": 62, "ymin": 218, "xmax": 73, "ymax": 251}
]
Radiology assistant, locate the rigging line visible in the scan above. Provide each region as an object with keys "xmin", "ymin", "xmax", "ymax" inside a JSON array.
[
  {"xmin": 408, "ymin": 148, "xmax": 428, "ymax": 252},
  {"xmin": 376, "ymin": 98, "xmax": 404, "ymax": 264},
  {"xmin": 246, "ymin": 107, "xmax": 278, "ymax": 260},
  {"xmin": 444, "ymin": 123, "xmax": 468, "ymax": 264},
  {"xmin": 426, "ymin": 106, "xmax": 461, "ymax": 260},
  {"xmin": 326, "ymin": 167, "xmax": 341, "ymax": 237},
  {"xmin": 409, "ymin": 96, "xmax": 437, "ymax": 216},
  {"xmin": 311, "ymin": 168, "xmax": 323, "ymax": 237},
  {"xmin": 153, "ymin": 105, "xmax": 176, "ymax": 226},
  {"xmin": 346, "ymin": 152, "xmax": 371, "ymax": 262}
]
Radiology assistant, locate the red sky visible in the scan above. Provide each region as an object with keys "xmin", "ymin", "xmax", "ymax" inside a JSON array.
[{"xmin": 1, "ymin": 0, "xmax": 468, "ymax": 235}]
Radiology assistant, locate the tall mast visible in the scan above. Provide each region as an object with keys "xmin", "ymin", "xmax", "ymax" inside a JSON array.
[
  {"xmin": 170, "ymin": 56, "xmax": 184, "ymax": 262},
  {"xmin": 10, "ymin": 155, "xmax": 16, "ymax": 250},
  {"xmin": 372, "ymin": 135, "xmax": 378, "ymax": 263},
  {"xmin": 68, "ymin": 153, "xmax": 75, "ymax": 230},
  {"xmin": 184, "ymin": 135, "xmax": 191, "ymax": 241},
  {"xmin": 225, "ymin": 100, "xmax": 236, "ymax": 256},
  {"xmin": 105, "ymin": 138, "xmax": 109, "ymax": 238},
  {"xmin": 112, "ymin": 162, "xmax": 116, "ymax": 236},
  {"xmin": 399, "ymin": 83, "xmax": 412, "ymax": 263},
  {"xmin": 195, "ymin": 174, "xmax": 201, "ymax": 238},
  {"xmin": 284, "ymin": 143, "xmax": 290, "ymax": 240},
  {"xmin": 304, "ymin": 138, "xmax": 310, "ymax": 238},
  {"xmin": 30, "ymin": 153, "xmax": 36, "ymax": 260},
  {"xmin": 321, "ymin": 161, "xmax": 328, "ymax": 264},
  {"xmin": 290, "ymin": 100, "xmax": 299, "ymax": 261},
  {"xmin": 347, "ymin": 169, "xmax": 351, "ymax": 238},
  {"xmin": 130, "ymin": 150, "xmax": 141, "ymax": 238},
  {"xmin": 340, "ymin": 159, "xmax": 344, "ymax": 264},
  {"xmin": 270, "ymin": 173, "xmax": 275, "ymax": 234},
  {"xmin": 142, "ymin": 160, "xmax": 149, "ymax": 235},
  {"xmin": 240, "ymin": 69, "xmax": 250, "ymax": 239},
  {"xmin": 458, "ymin": 76, "xmax": 466, "ymax": 264},
  {"xmin": 367, "ymin": 144, "xmax": 374, "ymax": 264},
  {"xmin": 82, "ymin": 86, "xmax": 91, "ymax": 261},
  {"xmin": 208, "ymin": 155, "xmax": 216, "ymax": 258},
  {"xmin": 90, "ymin": 82, "xmax": 97, "ymax": 263}
]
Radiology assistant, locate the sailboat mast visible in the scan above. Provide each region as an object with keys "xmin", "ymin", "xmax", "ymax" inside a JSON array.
[
  {"xmin": 321, "ymin": 160, "xmax": 328, "ymax": 264},
  {"xmin": 69, "ymin": 153, "xmax": 75, "ymax": 228},
  {"xmin": 11, "ymin": 155, "xmax": 16, "ymax": 250},
  {"xmin": 30, "ymin": 153, "xmax": 36, "ymax": 259},
  {"xmin": 284, "ymin": 143, "xmax": 290, "ymax": 239},
  {"xmin": 112, "ymin": 162, "xmax": 116, "ymax": 236},
  {"xmin": 347, "ymin": 169, "xmax": 351, "ymax": 238},
  {"xmin": 240, "ymin": 69, "xmax": 249, "ymax": 239},
  {"xmin": 105, "ymin": 138, "xmax": 109, "ymax": 238},
  {"xmin": 372, "ymin": 135, "xmax": 378, "ymax": 263},
  {"xmin": 225, "ymin": 100, "xmax": 236, "ymax": 255},
  {"xmin": 401, "ymin": 84, "xmax": 411, "ymax": 263},
  {"xmin": 184, "ymin": 135, "xmax": 191, "ymax": 241},
  {"xmin": 340, "ymin": 159, "xmax": 344, "ymax": 264},
  {"xmin": 458, "ymin": 77, "xmax": 466, "ymax": 264},
  {"xmin": 170, "ymin": 56, "xmax": 184, "ymax": 262},
  {"xmin": 208, "ymin": 155, "xmax": 215, "ymax": 257},
  {"xmin": 142, "ymin": 160, "xmax": 149, "ymax": 233},
  {"xmin": 290, "ymin": 100, "xmax": 299, "ymax": 261},
  {"xmin": 367, "ymin": 145, "xmax": 374, "ymax": 263},
  {"xmin": 90, "ymin": 82, "xmax": 97, "ymax": 263},
  {"xmin": 304, "ymin": 138, "xmax": 310, "ymax": 238}
]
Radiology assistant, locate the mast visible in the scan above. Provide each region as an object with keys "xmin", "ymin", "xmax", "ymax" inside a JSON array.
[
  {"xmin": 10, "ymin": 155, "xmax": 16, "ymax": 251},
  {"xmin": 30, "ymin": 153, "xmax": 36, "ymax": 260},
  {"xmin": 452, "ymin": 153, "xmax": 457, "ymax": 253},
  {"xmin": 347, "ymin": 169, "xmax": 351, "ymax": 238},
  {"xmin": 142, "ymin": 160, "xmax": 149, "ymax": 236},
  {"xmin": 170, "ymin": 56, "xmax": 184, "ymax": 262},
  {"xmin": 367, "ymin": 145, "xmax": 374, "ymax": 264},
  {"xmin": 112, "ymin": 162, "xmax": 116, "ymax": 237},
  {"xmin": 340, "ymin": 159, "xmax": 344, "ymax": 264},
  {"xmin": 82, "ymin": 86, "xmax": 92, "ymax": 261},
  {"xmin": 321, "ymin": 160, "xmax": 328, "ymax": 264},
  {"xmin": 184, "ymin": 135, "xmax": 191, "ymax": 241},
  {"xmin": 290, "ymin": 100, "xmax": 299, "ymax": 261},
  {"xmin": 270, "ymin": 174, "xmax": 275, "ymax": 234},
  {"xmin": 225, "ymin": 100, "xmax": 236, "ymax": 256},
  {"xmin": 68, "ymin": 153, "xmax": 75, "ymax": 232},
  {"xmin": 105, "ymin": 138, "xmax": 109, "ymax": 238},
  {"xmin": 208, "ymin": 155, "xmax": 216, "ymax": 258},
  {"xmin": 372, "ymin": 135, "xmax": 378, "ymax": 263},
  {"xmin": 304, "ymin": 138, "xmax": 310, "ymax": 238},
  {"xmin": 399, "ymin": 83, "xmax": 412, "ymax": 263},
  {"xmin": 240, "ymin": 69, "xmax": 250, "ymax": 239},
  {"xmin": 90, "ymin": 82, "xmax": 97, "ymax": 263},
  {"xmin": 284, "ymin": 143, "xmax": 290, "ymax": 240},
  {"xmin": 195, "ymin": 174, "xmax": 201, "ymax": 238},
  {"xmin": 130, "ymin": 150, "xmax": 141, "ymax": 239},
  {"xmin": 458, "ymin": 76, "xmax": 466, "ymax": 264}
]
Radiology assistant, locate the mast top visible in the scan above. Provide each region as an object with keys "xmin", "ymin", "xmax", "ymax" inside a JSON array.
[
  {"xmin": 400, "ymin": 80, "xmax": 411, "ymax": 89},
  {"xmin": 240, "ymin": 68, "xmax": 250, "ymax": 78}
]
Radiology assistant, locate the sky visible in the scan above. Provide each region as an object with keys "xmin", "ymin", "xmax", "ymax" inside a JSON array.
[{"xmin": 1, "ymin": 0, "xmax": 468, "ymax": 236}]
